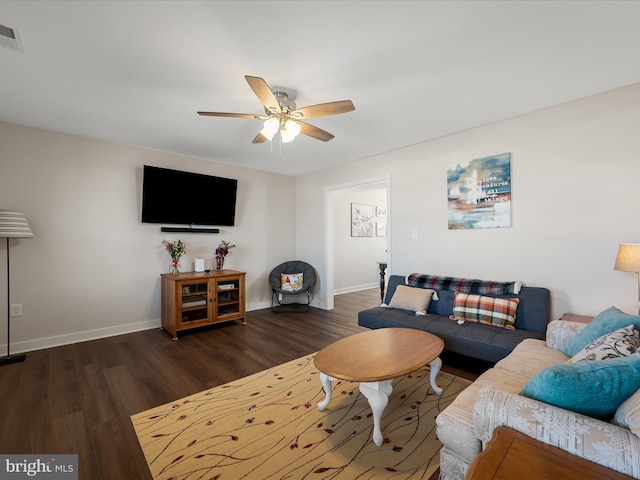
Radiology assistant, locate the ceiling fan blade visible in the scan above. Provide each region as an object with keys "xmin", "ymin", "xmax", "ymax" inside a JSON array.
[
  {"xmin": 197, "ymin": 111, "xmax": 266, "ymax": 120},
  {"xmin": 245, "ymin": 75, "xmax": 281, "ymax": 114},
  {"xmin": 252, "ymin": 132, "xmax": 268, "ymax": 143},
  {"xmin": 298, "ymin": 121, "xmax": 335, "ymax": 142},
  {"xmin": 291, "ymin": 100, "xmax": 355, "ymax": 119}
]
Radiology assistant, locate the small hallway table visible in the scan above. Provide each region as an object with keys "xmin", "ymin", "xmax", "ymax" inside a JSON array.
[{"xmin": 314, "ymin": 328, "xmax": 444, "ymax": 446}]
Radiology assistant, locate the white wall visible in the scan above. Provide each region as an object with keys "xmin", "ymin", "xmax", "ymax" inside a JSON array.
[
  {"xmin": 332, "ymin": 187, "xmax": 387, "ymax": 293},
  {"xmin": 0, "ymin": 122, "xmax": 296, "ymax": 353},
  {"xmin": 3, "ymin": 82, "xmax": 639, "ymax": 353},
  {"xmin": 297, "ymin": 83, "xmax": 640, "ymax": 319}
]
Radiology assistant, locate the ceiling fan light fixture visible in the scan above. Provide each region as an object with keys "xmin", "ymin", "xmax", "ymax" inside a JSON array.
[
  {"xmin": 260, "ymin": 117, "xmax": 279, "ymax": 140},
  {"xmin": 198, "ymin": 75, "xmax": 354, "ymax": 145},
  {"xmin": 259, "ymin": 128, "xmax": 275, "ymax": 141},
  {"xmin": 284, "ymin": 119, "xmax": 301, "ymax": 137},
  {"xmin": 281, "ymin": 119, "xmax": 302, "ymax": 143},
  {"xmin": 280, "ymin": 129, "xmax": 295, "ymax": 143}
]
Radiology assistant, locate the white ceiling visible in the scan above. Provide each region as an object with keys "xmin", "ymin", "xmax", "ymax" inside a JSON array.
[{"xmin": 2, "ymin": 1, "xmax": 640, "ymax": 177}]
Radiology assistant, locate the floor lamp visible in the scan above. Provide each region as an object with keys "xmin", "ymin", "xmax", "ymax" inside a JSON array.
[
  {"xmin": 614, "ymin": 243, "xmax": 640, "ymax": 315},
  {"xmin": 0, "ymin": 209, "xmax": 33, "ymax": 366}
]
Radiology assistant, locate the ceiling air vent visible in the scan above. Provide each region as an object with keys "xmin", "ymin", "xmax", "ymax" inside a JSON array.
[{"xmin": 0, "ymin": 24, "xmax": 25, "ymax": 53}]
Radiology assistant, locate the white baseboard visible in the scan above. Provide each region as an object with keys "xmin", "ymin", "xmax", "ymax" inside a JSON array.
[
  {"xmin": 5, "ymin": 303, "xmax": 274, "ymax": 354},
  {"xmin": 333, "ymin": 283, "xmax": 379, "ymax": 296},
  {"xmin": 6, "ymin": 318, "xmax": 162, "ymax": 355},
  {"xmin": 4, "ymin": 298, "xmax": 334, "ymax": 355}
]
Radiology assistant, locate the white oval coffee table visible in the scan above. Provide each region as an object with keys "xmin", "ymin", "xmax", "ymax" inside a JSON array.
[{"xmin": 314, "ymin": 328, "xmax": 445, "ymax": 446}]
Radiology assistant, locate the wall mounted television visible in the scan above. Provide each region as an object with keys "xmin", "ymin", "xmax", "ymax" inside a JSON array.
[{"xmin": 141, "ymin": 165, "xmax": 238, "ymax": 229}]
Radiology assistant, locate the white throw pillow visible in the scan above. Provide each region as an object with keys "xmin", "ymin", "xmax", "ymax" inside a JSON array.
[{"xmin": 387, "ymin": 286, "xmax": 437, "ymax": 315}]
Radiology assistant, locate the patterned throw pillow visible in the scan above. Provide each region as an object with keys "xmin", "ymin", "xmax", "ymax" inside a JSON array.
[
  {"xmin": 567, "ymin": 324, "xmax": 640, "ymax": 363},
  {"xmin": 387, "ymin": 285, "xmax": 437, "ymax": 315},
  {"xmin": 281, "ymin": 273, "xmax": 303, "ymax": 292},
  {"xmin": 450, "ymin": 292, "xmax": 520, "ymax": 330},
  {"xmin": 562, "ymin": 306, "xmax": 640, "ymax": 357}
]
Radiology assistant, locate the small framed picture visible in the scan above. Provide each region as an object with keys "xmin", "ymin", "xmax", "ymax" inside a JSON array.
[
  {"xmin": 376, "ymin": 221, "xmax": 386, "ymax": 237},
  {"xmin": 376, "ymin": 206, "xmax": 386, "ymax": 217},
  {"xmin": 351, "ymin": 203, "xmax": 373, "ymax": 237}
]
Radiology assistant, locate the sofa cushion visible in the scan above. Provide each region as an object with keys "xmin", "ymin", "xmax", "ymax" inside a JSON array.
[
  {"xmin": 451, "ymin": 292, "xmax": 520, "ymax": 330},
  {"xmin": 386, "ymin": 285, "xmax": 436, "ymax": 314},
  {"xmin": 520, "ymin": 356, "xmax": 640, "ymax": 417},
  {"xmin": 567, "ymin": 324, "xmax": 640, "ymax": 363},
  {"xmin": 613, "ymin": 387, "xmax": 640, "ymax": 437},
  {"xmin": 494, "ymin": 338, "xmax": 569, "ymax": 378},
  {"xmin": 562, "ymin": 306, "xmax": 640, "ymax": 357},
  {"xmin": 357, "ymin": 308, "xmax": 544, "ymax": 363}
]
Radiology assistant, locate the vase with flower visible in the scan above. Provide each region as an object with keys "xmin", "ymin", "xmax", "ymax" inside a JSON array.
[
  {"xmin": 214, "ymin": 240, "xmax": 235, "ymax": 270},
  {"xmin": 162, "ymin": 239, "xmax": 186, "ymax": 274}
]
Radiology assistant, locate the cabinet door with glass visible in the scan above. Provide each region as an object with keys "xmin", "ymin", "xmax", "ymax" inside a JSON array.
[
  {"xmin": 213, "ymin": 273, "xmax": 246, "ymax": 324},
  {"xmin": 161, "ymin": 276, "xmax": 213, "ymax": 339},
  {"xmin": 178, "ymin": 278, "xmax": 212, "ymax": 326}
]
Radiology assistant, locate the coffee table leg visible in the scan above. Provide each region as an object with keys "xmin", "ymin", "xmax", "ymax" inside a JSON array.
[
  {"xmin": 359, "ymin": 379, "xmax": 393, "ymax": 446},
  {"xmin": 429, "ymin": 357, "xmax": 443, "ymax": 395},
  {"xmin": 317, "ymin": 372, "xmax": 336, "ymax": 411}
]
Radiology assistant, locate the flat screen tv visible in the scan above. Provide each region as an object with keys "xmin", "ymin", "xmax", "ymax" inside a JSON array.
[{"xmin": 141, "ymin": 165, "xmax": 238, "ymax": 226}]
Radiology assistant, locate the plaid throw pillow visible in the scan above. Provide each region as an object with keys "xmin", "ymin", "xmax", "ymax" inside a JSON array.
[{"xmin": 451, "ymin": 292, "xmax": 520, "ymax": 330}]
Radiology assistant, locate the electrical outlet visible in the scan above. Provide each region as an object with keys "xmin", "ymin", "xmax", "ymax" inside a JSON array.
[{"xmin": 10, "ymin": 304, "xmax": 22, "ymax": 317}]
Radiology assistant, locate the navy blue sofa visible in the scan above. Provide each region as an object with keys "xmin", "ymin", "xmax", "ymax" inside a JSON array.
[{"xmin": 357, "ymin": 274, "xmax": 551, "ymax": 363}]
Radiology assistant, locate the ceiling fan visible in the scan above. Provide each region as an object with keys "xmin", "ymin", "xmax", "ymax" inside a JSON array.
[{"xmin": 198, "ymin": 75, "xmax": 355, "ymax": 144}]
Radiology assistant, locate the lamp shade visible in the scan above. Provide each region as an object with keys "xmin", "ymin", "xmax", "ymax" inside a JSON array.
[
  {"xmin": 614, "ymin": 243, "xmax": 640, "ymax": 273},
  {"xmin": 0, "ymin": 210, "xmax": 33, "ymax": 238}
]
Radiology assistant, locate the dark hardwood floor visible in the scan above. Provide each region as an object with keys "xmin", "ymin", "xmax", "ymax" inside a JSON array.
[{"xmin": 0, "ymin": 288, "xmax": 481, "ymax": 479}]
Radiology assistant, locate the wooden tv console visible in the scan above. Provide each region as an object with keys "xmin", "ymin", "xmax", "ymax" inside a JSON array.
[{"xmin": 160, "ymin": 270, "xmax": 246, "ymax": 340}]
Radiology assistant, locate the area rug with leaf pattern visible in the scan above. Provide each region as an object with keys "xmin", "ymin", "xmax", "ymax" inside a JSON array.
[{"xmin": 131, "ymin": 353, "xmax": 471, "ymax": 480}]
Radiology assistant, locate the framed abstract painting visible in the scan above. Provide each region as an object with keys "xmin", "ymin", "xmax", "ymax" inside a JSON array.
[{"xmin": 447, "ymin": 152, "xmax": 512, "ymax": 229}]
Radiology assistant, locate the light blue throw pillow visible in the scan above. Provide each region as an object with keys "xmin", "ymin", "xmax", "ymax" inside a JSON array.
[
  {"xmin": 562, "ymin": 306, "xmax": 640, "ymax": 357},
  {"xmin": 520, "ymin": 356, "xmax": 640, "ymax": 418}
]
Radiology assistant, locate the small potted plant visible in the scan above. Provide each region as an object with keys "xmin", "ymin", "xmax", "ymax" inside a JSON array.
[
  {"xmin": 214, "ymin": 240, "xmax": 235, "ymax": 270},
  {"xmin": 162, "ymin": 239, "xmax": 186, "ymax": 274}
]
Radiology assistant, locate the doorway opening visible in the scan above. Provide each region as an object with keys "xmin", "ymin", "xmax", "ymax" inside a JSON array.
[{"xmin": 323, "ymin": 176, "xmax": 390, "ymax": 310}]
